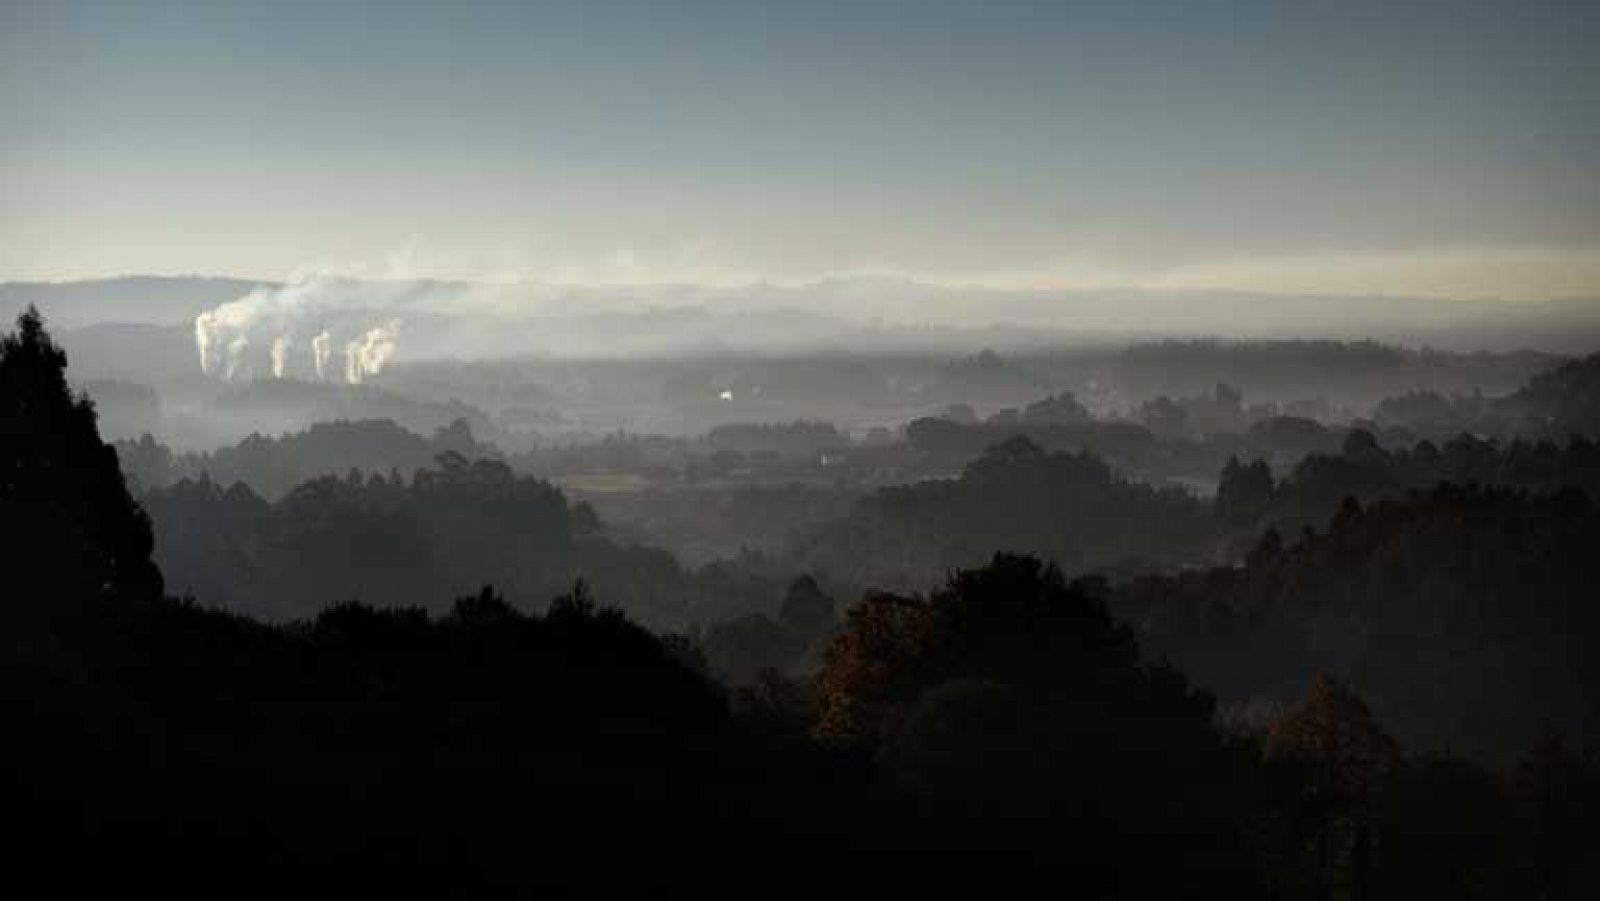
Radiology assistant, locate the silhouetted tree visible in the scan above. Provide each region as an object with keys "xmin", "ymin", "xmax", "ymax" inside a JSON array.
[
  {"xmin": 1507, "ymin": 734, "xmax": 1600, "ymax": 899},
  {"xmin": 1217, "ymin": 456, "xmax": 1274, "ymax": 526},
  {"xmin": 778, "ymin": 574, "xmax": 835, "ymax": 642},
  {"xmin": 1509, "ymin": 351, "xmax": 1600, "ymax": 436},
  {"xmin": 701, "ymin": 613, "xmax": 795, "ymax": 685},
  {"xmin": 813, "ymin": 591, "xmax": 934, "ymax": 744},
  {"xmin": 1377, "ymin": 754, "xmax": 1504, "ymax": 898},
  {"xmin": 813, "ymin": 554, "xmax": 1251, "ymax": 894},
  {"xmin": 1263, "ymin": 675, "xmax": 1400, "ymax": 898},
  {"xmin": 1, "ymin": 307, "xmax": 162, "ymax": 604},
  {"xmin": 1019, "ymin": 390, "xmax": 1092, "ymax": 425},
  {"xmin": 448, "ymin": 584, "xmax": 521, "ymax": 626}
]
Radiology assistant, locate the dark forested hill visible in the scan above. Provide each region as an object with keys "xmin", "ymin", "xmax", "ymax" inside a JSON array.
[
  {"xmin": 1216, "ymin": 430, "xmax": 1600, "ymax": 551},
  {"xmin": 118, "ymin": 418, "xmax": 487, "ymax": 498},
  {"xmin": 1371, "ymin": 351, "xmax": 1600, "ymax": 440},
  {"xmin": 1119, "ymin": 485, "xmax": 1600, "ymax": 762},
  {"xmin": 141, "ymin": 457, "xmax": 699, "ymax": 625},
  {"xmin": 6, "ymin": 308, "xmax": 1600, "ymax": 896},
  {"xmin": 791, "ymin": 436, "xmax": 1213, "ymax": 592}
]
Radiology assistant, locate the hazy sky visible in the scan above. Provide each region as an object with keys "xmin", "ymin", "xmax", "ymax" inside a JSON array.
[{"xmin": 2, "ymin": 0, "xmax": 1597, "ymax": 298}]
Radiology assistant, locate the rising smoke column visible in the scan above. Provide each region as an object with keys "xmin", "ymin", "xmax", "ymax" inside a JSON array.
[
  {"xmin": 193, "ymin": 276, "xmax": 421, "ymax": 383},
  {"xmin": 195, "ymin": 311, "xmax": 219, "ymax": 374},
  {"xmin": 224, "ymin": 335, "xmax": 249, "ymax": 380},
  {"xmin": 311, "ymin": 330, "xmax": 332, "ymax": 381},
  {"xmin": 270, "ymin": 336, "xmax": 291, "ymax": 379},
  {"xmin": 344, "ymin": 321, "xmax": 401, "ymax": 384},
  {"xmin": 195, "ymin": 287, "xmax": 282, "ymax": 378}
]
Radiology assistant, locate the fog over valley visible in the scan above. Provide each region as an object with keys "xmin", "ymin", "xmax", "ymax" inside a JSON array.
[{"xmin": 6, "ymin": 1, "xmax": 1600, "ymax": 896}]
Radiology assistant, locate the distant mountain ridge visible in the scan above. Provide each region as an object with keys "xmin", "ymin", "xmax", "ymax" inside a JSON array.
[
  {"xmin": 4, "ymin": 274, "xmax": 1599, "ymax": 354},
  {"xmin": 0, "ymin": 276, "xmax": 270, "ymax": 329}
]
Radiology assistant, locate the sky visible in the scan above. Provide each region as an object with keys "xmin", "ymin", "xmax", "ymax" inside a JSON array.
[{"xmin": 2, "ymin": 0, "xmax": 1597, "ymax": 299}]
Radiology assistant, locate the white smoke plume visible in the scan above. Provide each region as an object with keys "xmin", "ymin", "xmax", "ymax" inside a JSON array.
[
  {"xmin": 270, "ymin": 335, "xmax": 291, "ymax": 379},
  {"xmin": 311, "ymin": 330, "xmax": 332, "ymax": 381},
  {"xmin": 224, "ymin": 335, "xmax": 249, "ymax": 381},
  {"xmin": 196, "ymin": 289, "xmax": 283, "ymax": 378},
  {"xmin": 343, "ymin": 321, "xmax": 401, "ymax": 384},
  {"xmin": 195, "ymin": 311, "xmax": 219, "ymax": 374},
  {"xmin": 193, "ymin": 274, "xmax": 440, "ymax": 383},
  {"xmin": 195, "ymin": 255, "xmax": 999, "ymax": 372}
]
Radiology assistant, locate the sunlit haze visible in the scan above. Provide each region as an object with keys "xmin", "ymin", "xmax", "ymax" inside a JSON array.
[
  {"xmin": 3, "ymin": 0, "xmax": 1597, "ymax": 301},
  {"xmin": 7, "ymin": 4, "xmax": 1600, "ymax": 895}
]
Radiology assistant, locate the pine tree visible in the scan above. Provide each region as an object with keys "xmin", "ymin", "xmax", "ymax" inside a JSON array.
[{"xmin": 0, "ymin": 307, "xmax": 162, "ymax": 605}]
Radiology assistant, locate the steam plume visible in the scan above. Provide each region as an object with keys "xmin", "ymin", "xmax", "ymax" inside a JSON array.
[
  {"xmin": 270, "ymin": 335, "xmax": 291, "ymax": 379},
  {"xmin": 311, "ymin": 331, "xmax": 332, "ymax": 381},
  {"xmin": 344, "ymin": 321, "xmax": 401, "ymax": 384},
  {"xmin": 195, "ymin": 311, "xmax": 219, "ymax": 374},
  {"xmin": 224, "ymin": 335, "xmax": 249, "ymax": 381},
  {"xmin": 193, "ymin": 275, "xmax": 429, "ymax": 384}
]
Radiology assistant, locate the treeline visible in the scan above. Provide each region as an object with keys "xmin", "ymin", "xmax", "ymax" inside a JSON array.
[
  {"xmin": 108, "ymin": 352, "xmax": 1598, "ymax": 578},
  {"xmin": 696, "ymin": 435, "xmax": 1600, "ymax": 760},
  {"xmin": 1092, "ymin": 339, "xmax": 1555, "ymax": 405},
  {"xmin": 128, "ymin": 405, "xmax": 1600, "ymax": 642},
  {"xmin": 139, "ymin": 456, "xmax": 790, "ymax": 627},
  {"xmin": 790, "ymin": 436, "xmax": 1213, "ymax": 591},
  {"xmin": 9, "ymin": 583, "xmax": 871, "ymax": 894},
  {"xmin": 1219, "ymin": 429, "xmax": 1600, "ymax": 544},
  {"xmin": 903, "ymin": 391, "xmax": 1347, "ymax": 485},
  {"xmin": 586, "ymin": 481, "xmax": 861, "ymax": 566},
  {"xmin": 705, "ymin": 419, "xmax": 850, "ymax": 456},
  {"xmin": 1372, "ymin": 351, "xmax": 1600, "ymax": 439},
  {"xmin": 1122, "ymin": 484, "xmax": 1600, "ymax": 762},
  {"xmin": 1, "ymin": 308, "xmax": 844, "ymax": 893},
  {"xmin": 771, "ymin": 553, "xmax": 1600, "ymax": 897},
  {"xmin": 117, "ymin": 417, "xmax": 498, "ymax": 499},
  {"xmin": 6, "ymin": 308, "xmax": 1600, "ymax": 896}
]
